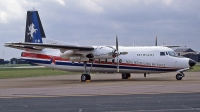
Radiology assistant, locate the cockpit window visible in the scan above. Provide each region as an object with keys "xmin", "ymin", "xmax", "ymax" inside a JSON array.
[
  {"xmin": 160, "ymin": 52, "xmax": 165, "ymax": 56},
  {"xmin": 168, "ymin": 51, "xmax": 177, "ymax": 56}
]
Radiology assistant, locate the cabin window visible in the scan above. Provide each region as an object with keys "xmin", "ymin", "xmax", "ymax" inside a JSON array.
[
  {"xmin": 160, "ymin": 52, "xmax": 165, "ymax": 56},
  {"xmin": 168, "ymin": 51, "xmax": 177, "ymax": 57},
  {"xmin": 166, "ymin": 52, "xmax": 168, "ymax": 55},
  {"xmin": 119, "ymin": 59, "xmax": 122, "ymax": 64},
  {"xmin": 112, "ymin": 59, "xmax": 115, "ymax": 64},
  {"xmin": 98, "ymin": 59, "xmax": 101, "ymax": 64},
  {"xmin": 21, "ymin": 52, "xmax": 24, "ymax": 57},
  {"xmin": 105, "ymin": 59, "xmax": 107, "ymax": 64}
]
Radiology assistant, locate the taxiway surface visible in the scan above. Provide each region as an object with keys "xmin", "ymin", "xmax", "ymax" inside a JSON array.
[
  {"xmin": 0, "ymin": 72, "xmax": 199, "ymax": 98},
  {"xmin": 0, "ymin": 72, "xmax": 200, "ymax": 111},
  {"xmin": 1, "ymin": 93, "xmax": 200, "ymax": 112}
]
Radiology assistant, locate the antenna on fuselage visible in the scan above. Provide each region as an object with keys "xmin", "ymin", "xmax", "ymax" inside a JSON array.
[{"xmin": 155, "ymin": 37, "xmax": 157, "ymax": 46}]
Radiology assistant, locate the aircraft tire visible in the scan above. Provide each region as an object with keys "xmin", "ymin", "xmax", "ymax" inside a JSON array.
[
  {"xmin": 122, "ymin": 73, "xmax": 131, "ymax": 79},
  {"xmin": 127, "ymin": 73, "xmax": 131, "ymax": 78},
  {"xmin": 86, "ymin": 74, "xmax": 91, "ymax": 80},
  {"xmin": 176, "ymin": 73, "xmax": 182, "ymax": 80},
  {"xmin": 81, "ymin": 74, "xmax": 91, "ymax": 82}
]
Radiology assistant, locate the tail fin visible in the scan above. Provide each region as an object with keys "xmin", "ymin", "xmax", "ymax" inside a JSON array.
[{"xmin": 25, "ymin": 10, "xmax": 46, "ymax": 43}]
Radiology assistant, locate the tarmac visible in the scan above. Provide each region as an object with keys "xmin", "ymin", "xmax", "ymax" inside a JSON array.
[
  {"xmin": 0, "ymin": 72, "xmax": 199, "ymax": 98},
  {"xmin": 0, "ymin": 72, "xmax": 200, "ymax": 111},
  {"xmin": 1, "ymin": 93, "xmax": 200, "ymax": 112}
]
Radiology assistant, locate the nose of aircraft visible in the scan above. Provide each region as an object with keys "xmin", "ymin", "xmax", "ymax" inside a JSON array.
[{"xmin": 189, "ymin": 59, "xmax": 196, "ymax": 67}]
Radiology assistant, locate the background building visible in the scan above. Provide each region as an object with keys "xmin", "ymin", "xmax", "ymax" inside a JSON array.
[
  {"xmin": 10, "ymin": 58, "xmax": 29, "ymax": 64},
  {"xmin": 175, "ymin": 48, "xmax": 200, "ymax": 62},
  {"xmin": 0, "ymin": 58, "xmax": 4, "ymax": 64}
]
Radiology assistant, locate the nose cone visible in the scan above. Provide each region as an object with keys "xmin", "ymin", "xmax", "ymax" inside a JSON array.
[{"xmin": 189, "ymin": 60, "xmax": 196, "ymax": 67}]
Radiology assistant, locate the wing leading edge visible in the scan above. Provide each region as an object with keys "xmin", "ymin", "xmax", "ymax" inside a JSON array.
[{"xmin": 5, "ymin": 42, "xmax": 94, "ymax": 52}]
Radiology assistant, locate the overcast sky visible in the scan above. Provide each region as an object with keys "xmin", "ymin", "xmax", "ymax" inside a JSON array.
[{"xmin": 0, "ymin": 0, "xmax": 200, "ymax": 60}]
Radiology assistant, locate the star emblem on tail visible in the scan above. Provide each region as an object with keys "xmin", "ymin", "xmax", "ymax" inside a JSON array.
[{"xmin": 27, "ymin": 23, "xmax": 37, "ymax": 39}]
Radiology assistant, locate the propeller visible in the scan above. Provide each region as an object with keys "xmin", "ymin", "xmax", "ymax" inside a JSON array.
[
  {"xmin": 107, "ymin": 35, "xmax": 128, "ymax": 72},
  {"xmin": 116, "ymin": 35, "xmax": 119, "ymax": 72}
]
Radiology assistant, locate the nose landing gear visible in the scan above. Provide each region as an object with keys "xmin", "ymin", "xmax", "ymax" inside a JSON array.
[{"xmin": 176, "ymin": 72, "xmax": 185, "ymax": 80}]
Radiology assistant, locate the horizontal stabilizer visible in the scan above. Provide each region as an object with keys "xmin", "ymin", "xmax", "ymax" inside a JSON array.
[{"xmin": 4, "ymin": 44, "xmax": 43, "ymax": 51}]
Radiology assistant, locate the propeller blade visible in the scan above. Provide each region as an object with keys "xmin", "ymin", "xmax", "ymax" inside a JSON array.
[
  {"xmin": 116, "ymin": 35, "xmax": 119, "ymax": 72},
  {"xmin": 117, "ymin": 56, "xmax": 119, "ymax": 72},
  {"xmin": 116, "ymin": 35, "xmax": 118, "ymax": 51}
]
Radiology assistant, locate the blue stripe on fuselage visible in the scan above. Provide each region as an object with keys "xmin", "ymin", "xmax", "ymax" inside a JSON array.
[{"xmin": 23, "ymin": 58, "xmax": 178, "ymax": 72}]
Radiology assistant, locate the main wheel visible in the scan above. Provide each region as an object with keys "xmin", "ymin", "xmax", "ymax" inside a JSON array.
[
  {"xmin": 81, "ymin": 74, "xmax": 91, "ymax": 82},
  {"xmin": 176, "ymin": 73, "xmax": 182, "ymax": 80},
  {"xmin": 86, "ymin": 74, "xmax": 91, "ymax": 80},
  {"xmin": 122, "ymin": 73, "xmax": 131, "ymax": 79},
  {"xmin": 126, "ymin": 73, "xmax": 131, "ymax": 78}
]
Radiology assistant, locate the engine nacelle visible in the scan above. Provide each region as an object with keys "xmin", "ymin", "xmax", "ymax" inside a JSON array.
[
  {"xmin": 60, "ymin": 46, "xmax": 118, "ymax": 61},
  {"xmin": 86, "ymin": 46, "xmax": 114, "ymax": 59},
  {"xmin": 60, "ymin": 50, "xmax": 74, "ymax": 59},
  {"xmin": 92, "ymin": 54, "xmax": 113, "ymax": 59},
  {"xmin": 70, "ymin": 56, "xmax": 89, "ymax": 61}
]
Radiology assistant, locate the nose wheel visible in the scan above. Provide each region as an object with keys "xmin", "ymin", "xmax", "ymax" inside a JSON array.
[{"xmin": 176, "ymin": 73, "xmax": 185, "ymax": 80}]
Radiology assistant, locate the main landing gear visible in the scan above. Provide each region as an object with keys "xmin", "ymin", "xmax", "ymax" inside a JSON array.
[
  {"xmin": 81, "ymin": 74, "xmax": 91, "ymax": 81},
  {"xmin": 176, "ymin": 72, "xmax": 185, "ymax": 80},
  {"xmin": 81, "ymin": 61, "xmax": 93, "ymax": 82},
  {"xmin": 121, "ymin": 73, "xmax": 131, "ymax": 79}
]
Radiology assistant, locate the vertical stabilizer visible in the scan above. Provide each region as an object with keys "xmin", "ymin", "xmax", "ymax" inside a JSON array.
[{"xmin": 25, "ymin": 10, "xmax": 46, "ymax": 43}]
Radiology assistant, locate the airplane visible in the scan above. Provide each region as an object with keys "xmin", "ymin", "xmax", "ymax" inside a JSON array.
[{"xmin": 5, "ymin": 9, "xmax": 196, "ymax": 82}]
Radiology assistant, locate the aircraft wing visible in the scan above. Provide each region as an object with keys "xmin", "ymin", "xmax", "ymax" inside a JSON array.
[{"xmin": 5, "ymin": 42, "xmax": 94, "ymax": 52}]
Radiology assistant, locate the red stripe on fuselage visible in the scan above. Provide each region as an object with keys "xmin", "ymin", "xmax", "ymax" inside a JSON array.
[
  {"xmin": 21, "ymin": 52, "xmax": 179, "ymax": 69},
  {"xmin": 22, "ymin": 52, "xmax": 68, "ymax": 61}
]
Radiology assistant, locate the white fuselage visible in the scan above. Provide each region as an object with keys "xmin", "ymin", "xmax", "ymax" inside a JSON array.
[{"xmin": 21, "ymin": 46, "xmax": 190, "ymax": 74}]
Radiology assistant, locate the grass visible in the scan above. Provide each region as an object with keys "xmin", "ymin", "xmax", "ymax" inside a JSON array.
[
  {"xmin": 0, "ymin": 67, "xmax": 79, "ymax": 79},
  {"xmin": 0, "ymin": 65, "xmax": 199, "ymax": 79},
  {"xmin": 188, "ymin": 65, "xmax": 200, "ymax": 72},
  {"xmin": 0, "ymin": 64, "xmax": 31, "ymax": 67}
]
